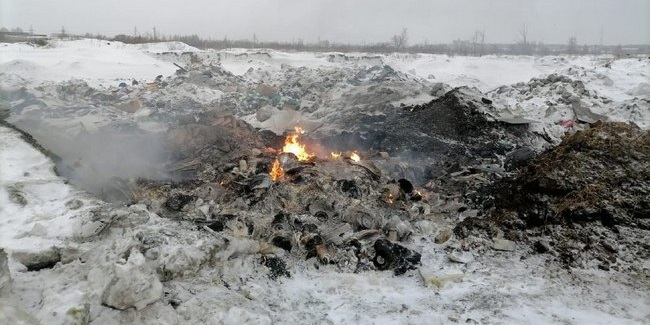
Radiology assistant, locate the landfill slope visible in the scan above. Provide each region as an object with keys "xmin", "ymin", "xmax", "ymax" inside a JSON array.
[{"xmin": 0, "ymin": 40, "xmax": 649, "ymax": 325}]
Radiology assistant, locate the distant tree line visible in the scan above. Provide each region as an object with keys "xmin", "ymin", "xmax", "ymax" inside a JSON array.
[
  {"xmin": 107, "ymin": 33, "xmax": 649, "ymax": 56},
  {"xmin": 2, "ymin": 25, "xmax": 648, "ymax": 56}
]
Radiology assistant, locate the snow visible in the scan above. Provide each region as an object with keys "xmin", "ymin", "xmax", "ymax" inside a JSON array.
[
  {"xmin": 385, "ymin": 53, "xmax": 564, "ymax": 92},
  {"xmin": 0, "ymin": 126, "xmax": 100, "ymax": 253},
  {"xmin": 1, "ymin": 40, "xmax": 649, "ymax": 324},
  {"xmin": 213, "ymin": 50, "xmax": 566, "ymax": 92},
  {"xmin": 0, "ymin": 39, "xmax": 182, "ymax": 88}
]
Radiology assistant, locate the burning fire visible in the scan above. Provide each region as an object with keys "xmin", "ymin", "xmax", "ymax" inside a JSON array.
[
  {"xmin": 269, "ymin": 127, "xmax": 364, "ymax": 182},
  {"xmin": 270, "ymin": 127, "xmax": 313, "ymax": 181},
  {"xmin": 270, "ymin": 158, "xmax": 284, "ymax": 181},
  {"xmin": 387, "ymin": 193, "xmax": 394, "ymax": 204},
  {"xmin": 331, "ymin": 151, "xmax": 361, "ymax": 161},
  {"xmin": 282, "ymin": 127, "xmax": 314, "ymax": 162}
]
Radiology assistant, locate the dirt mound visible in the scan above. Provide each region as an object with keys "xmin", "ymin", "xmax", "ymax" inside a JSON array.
[
  {"xmin": 457, "ymin": 122, "xmax": 650, "ymax": 269},
  {"xmin": 492, "ymin": 121, "xmax": 648, "ymax": 229},
  {"xmin": 321, "ymin": 87, "xmax": 535, "ymax": 188},
  {"xmin": 351, "ymin": 87, "xmax": 531, "ymax": 155}
]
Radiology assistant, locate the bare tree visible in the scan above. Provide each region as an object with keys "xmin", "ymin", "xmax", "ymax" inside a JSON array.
[
  {"xmin": 222, "ymin": 35, "xmax": 230, "ymax": 49},
  {"xmin": 391, "ymin": 28, "xmax": 409, "ymax": 51},
  {"xmin": 567, "ymin": 36, "xmax": 578, "ymax": 54},
  {"xmin": 471, "ymin": 30, "xmax": 486, "ymax": 56},
  {"xmin": 519, "ymin": 24, "xmax": 528, "ymax": 45},
  {"xmin": 516, "ymin": 23, "xmax": 530, "ymax": 54}
]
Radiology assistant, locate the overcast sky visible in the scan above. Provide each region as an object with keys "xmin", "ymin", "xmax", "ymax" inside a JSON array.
[{"xmin": 1, "ymin": 0, "xmax": 648, "ymax": 45}]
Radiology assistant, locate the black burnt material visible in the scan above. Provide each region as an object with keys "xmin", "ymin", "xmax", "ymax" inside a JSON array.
[
  {"xmin": 337, "ymin": 179, "xmax": 362, "ymax": 199},
  {"xmin": 262, "ymin": 256, "xmax": 290, "ymax": 280},
  {"xmin": 320, "ymin": 87, "xmax": 533, "ymax": 190},
  {"xmin": 328, "ymin": 87, "xmax": 529, "ymax": 156},
  {"xmin": 165, "ymin": 193, "xmax": 195, "ymax": 211},
  {"xmin": 373, "ymin": 239, "xmax": 421, "ymax": 275},
  {"xmin": 397, "ymin": 178, "xmax": 414, "ymax": 194},
  {"xmin": 272, "ymin": 236, "xmax": 292, "ymax": 252}
]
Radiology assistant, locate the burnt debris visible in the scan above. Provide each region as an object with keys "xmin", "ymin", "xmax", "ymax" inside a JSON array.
[
  {"xmin": 457, "ymin": 122, "xmax": 650, "ymax": 269},
  {"xmin": 373, "ymin": 239, "xmax": 422, "ymax": 275},
  {"xmin": 123, "ymin": 86, "xmax": 549, "ymax": 279},
  {"xmin": 165, "ymin": 193, "xmax": 195, "ymax": 212}
]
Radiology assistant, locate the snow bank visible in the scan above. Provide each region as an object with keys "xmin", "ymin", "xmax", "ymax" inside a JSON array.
[
  {"xmin": 0, "ymin": 126, "xmax": 100, "ymax": 254},
  {"xmin": 0, "ymin": 39, "xmax": 179, "ymax": 87}
]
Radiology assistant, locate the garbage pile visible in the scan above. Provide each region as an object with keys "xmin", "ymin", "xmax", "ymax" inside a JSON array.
[
  {"xmin": 3, "ymin": 48, "xmax": 647, "ymax": 280},
  {"xmin": 115, "ymin": 87, "xmax": 544, "ymax": 279},
  {"xmin": 319, "ymin": 87, "xmax": 539, "ymax": 199},
  {"xmin": 487, "ymin": 69, "xmax": 650, "ymax": 142},
  {"xmin": 132, "ymin": 125, "xmax": 430, "ymax": 277},
  {"xmin": 139, "ymin": 53, "xmax": 431, "ymax": 133},
  {"xmin": 456, "ymin": 121, "xmax": 650, "ymax": 271}
]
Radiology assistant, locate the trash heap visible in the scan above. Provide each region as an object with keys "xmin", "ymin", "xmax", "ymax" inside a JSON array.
[
  {"xmin": 131, "ymin": 123, "xmax": 434, "ymax": 277},
  {"xmin": 487, "ymin": 70, "xmax": 650, "ymax": 141},
  {"xmin": 119, "ymin": 85, "xmax": 548, "ymax": 280},
  {"xmin": 4, "ymin": 47, "xmax": 646, "ymax": 281},
  {"xmin": 457, "ymin": 121, "xmax": 650, "ymax": 271}
]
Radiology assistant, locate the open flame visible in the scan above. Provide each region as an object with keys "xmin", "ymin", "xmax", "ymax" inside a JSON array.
[
  {"xmin": 270, "ymin": 127, "xmax": 364, "ymax": 182},
  {"xmin": 270, "ymin": 158, "xmax": 284, "ymax": 181},
  {"xmin": 331, "ymin": 151, "xmax": 361, "ymax": 161},
  {"xmin": 270, "ymin": 127, "xmax": 312, "ymax": 181},
  {"xmin": 282, "ymin": 127, "xmax": 313, "ymax": 162}
]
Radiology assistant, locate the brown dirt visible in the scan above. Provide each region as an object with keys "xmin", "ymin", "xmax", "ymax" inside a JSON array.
[{"xmin": 456, "ymin": 122, "xmax": 650, "ymax": 269}]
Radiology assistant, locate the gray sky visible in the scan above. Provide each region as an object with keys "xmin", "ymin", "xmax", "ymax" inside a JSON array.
[{"xmin": 1, "ymin": 0, "xmax": 648, "ymax": 45}]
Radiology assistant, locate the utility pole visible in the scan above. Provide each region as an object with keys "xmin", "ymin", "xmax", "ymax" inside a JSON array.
[{"xmin": 153, "ymin": 26, "xmax": 157, "ymax": 40}]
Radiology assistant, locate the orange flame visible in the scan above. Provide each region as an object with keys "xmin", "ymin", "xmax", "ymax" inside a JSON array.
[
  {"xmin": 282, "ymin": 127, "xmax": 313, "ymax": 162},
  {"xmin": 387, "ymin": 193, "xmax": 394, "ymax": 204},
  {"xmin": 350, "ymin": 152, "xmax": 360, "ymax": 162},
  {"xmin": 330, "ymin": 152, "xmax": 342, "ymax": 160},
  {"xmin": 270, "ymin": 158, "xmax": 284, "ymax": 181}
]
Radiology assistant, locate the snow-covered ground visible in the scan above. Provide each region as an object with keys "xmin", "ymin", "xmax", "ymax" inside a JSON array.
[
  {"xmin": 0, "ymin": 39, "xmax": 195, "ymax": 88},
  {"xmin": 1, "ymin": 39, "xmax": 645, "ymax": 96},
  {"xmin": 1, "ymin": 40, "xmax": 649, "ymax": 325}
]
